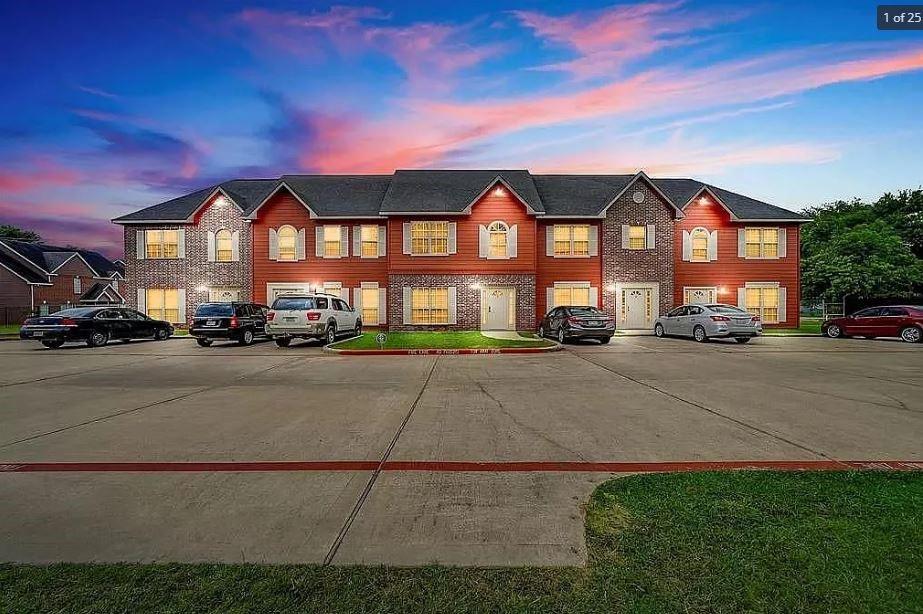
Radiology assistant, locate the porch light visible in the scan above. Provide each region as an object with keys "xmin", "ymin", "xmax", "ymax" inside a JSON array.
[
  {"xmin": 493, "ymin": 186, "xmax": 506, "ymax": 196},
  {"xmin": 718, "ymin": 286, "xmax": 727, "ymax": 294},
  {"xmin": 697, "ymin": 196, "xmax": 709, "ymax": 205},
  {"xmin": 214, "ymin": 195, "xmax": 229, "ymax": 207}
]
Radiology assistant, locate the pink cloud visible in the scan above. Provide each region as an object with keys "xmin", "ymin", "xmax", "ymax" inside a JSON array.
[
  {"xmin": 0, "ymin": 158, "xmax": 81, "ymax": 194},
  {"xmin": 0, "ymin": 200, "xmax": 122, "ymax": 257}
]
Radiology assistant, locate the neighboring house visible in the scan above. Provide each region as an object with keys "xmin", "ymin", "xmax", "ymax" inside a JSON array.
[
  {"xmin": 113, "ymin": 170, "xmax": 807, "ymax": 330},
  {"xmin": 0, "ymin": 240, "xmax": 125, "ymax": 323}
]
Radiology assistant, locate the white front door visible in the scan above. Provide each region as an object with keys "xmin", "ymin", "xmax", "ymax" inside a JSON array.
[
  {"xmin": 620, "ymin": 286, "xmax": 655, "ymax": 329},
  {"xmin": 483, "ymin": 287, "xmax": 513, "ymax": 330},
  {"xmin": 684, "ymin": 286, "xmax": 717, "ymax": 305}
]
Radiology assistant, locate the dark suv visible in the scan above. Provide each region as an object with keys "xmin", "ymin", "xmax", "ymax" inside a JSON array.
[{"xmin": 189, "ymin": 302, "xmax": 270, "ymax": 347}]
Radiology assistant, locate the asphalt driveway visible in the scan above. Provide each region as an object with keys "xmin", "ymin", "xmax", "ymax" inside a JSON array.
[{"xmin": 0, "ymin": 335, "xmax": 920, "ymax": 566}]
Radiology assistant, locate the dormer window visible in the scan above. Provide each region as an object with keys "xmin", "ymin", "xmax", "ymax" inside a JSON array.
[
  {"xmin": 216, "ymin": 229, "xmax": 233, "ymax": 262},
  {"xmin": 691, "ymin": 228, "xmax": 709, "ymax": 262},
  {"xmin": 488, "ymin": 221, "xmax": 509, "ymax": 258},
  {"xmin": 277, "ymin": 226, "xmax": 297, "ymax": 261}
]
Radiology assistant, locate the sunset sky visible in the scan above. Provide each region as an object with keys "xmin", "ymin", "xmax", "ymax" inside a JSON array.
[{"xmin": 1, "ymin": 0, "xmax": 922, "ymax": 257}]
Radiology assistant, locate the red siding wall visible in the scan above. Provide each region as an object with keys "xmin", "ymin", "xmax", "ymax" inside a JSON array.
[
  {"xmin": 535, "ymin": 221, "xmax": 602, "ymax": 323},
  {"xmin": 674, "ymin": 197, "xmax": 801, "ymax": 327},
  {"xmin": 34, "ymin": 258, "xmax": 98, "ymax": 307}
]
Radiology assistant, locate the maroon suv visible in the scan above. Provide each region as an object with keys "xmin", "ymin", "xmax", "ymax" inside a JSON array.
[{"xmin": 822, "ymin": 305, "xmax": 923, "ymax": 343}]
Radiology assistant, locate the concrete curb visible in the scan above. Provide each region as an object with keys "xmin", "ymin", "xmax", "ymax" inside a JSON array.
[{"xmin": 323, "ymin": 342, "xmax": 563, "ymax": 355}]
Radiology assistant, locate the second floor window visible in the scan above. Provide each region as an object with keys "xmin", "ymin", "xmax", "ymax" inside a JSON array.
[
  {"xmin": 216, "ymin": 229, "xmax": 233, "ymax": 262},
  {"xmin": 73, "ymin": 277, "xmax": 81, "ymax": 295},
  {"xmin": 324, "ymin": 226, "xmax": 342, "ymax": 257},
  {"xmin": 554, "ymin": 225, "xmax": 590, "ymax": 256},
  {"xmin": 691, "ymin": 228, "xmax": 709, "ymax": 261},
  {"xmin": 145, "ymin": 230, "xmax": 179, "ymax": 259},
  {"xmin": 411, "ymin": 221, "xmax": 448, "ymax": 255},
  {"xmin": 277, "ymin": 226, "xmax": 297, "ymax": 261},
  {"xmin": 745, "ymin": 228, "xmax": 779, "ymax": 258},
  {"xmin": 627, "ymin": 225, "xmax": 647, "ymax": 250},
  {"xmin": 488, "ymin": 221, "xmax": 508, "ymax": 258},
  {"xmin": 360, "ymin": 225, "xmax": 379, "ymax": 257}
]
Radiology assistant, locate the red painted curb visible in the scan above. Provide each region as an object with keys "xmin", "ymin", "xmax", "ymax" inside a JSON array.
[
  {"xmin": 1, "ymin": 460, "xmax": 920, "ymax": 473},
  {"xmin": 325, "ymin": 345, "xmax": 562, "ymax": 355}
]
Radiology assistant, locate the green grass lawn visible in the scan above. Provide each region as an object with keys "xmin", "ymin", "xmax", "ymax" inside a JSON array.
[
  {"xmin": 331, "ymin": 331, "xmax": 554, "ymax": 350},
  {"xmin": 0, "ymin": 324, "xmax": 20, "ymax": 335},
  {"xmin": 763, "ymin": 316, "xmax": 822, "ymax": 336},
  {"xmin": 3, "ymin": 471, "xmax": 921, "ymax": 613}
]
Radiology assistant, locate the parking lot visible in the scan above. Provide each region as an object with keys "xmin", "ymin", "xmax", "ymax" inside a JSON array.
[{"xmin": 0, "ymin": 335, "xmax": 920, "ymax": 566}]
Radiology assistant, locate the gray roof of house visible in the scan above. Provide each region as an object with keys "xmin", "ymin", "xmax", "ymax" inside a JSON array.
[
  {"xmin": 114, "ymin": 171, "xmax": 806, "ymax": 223},
  {"xmin": 0, "ymin": 240, "xmax": 121, "ymax": 278},
  {"xmin": 0, "ymin": 243, "xmax": 50, "ymax": 283}
]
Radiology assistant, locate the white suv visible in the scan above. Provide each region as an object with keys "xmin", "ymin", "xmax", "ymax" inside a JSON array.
[{"xmin": 266, "ymin": 293, "xmax": 361, "ymax": 347}]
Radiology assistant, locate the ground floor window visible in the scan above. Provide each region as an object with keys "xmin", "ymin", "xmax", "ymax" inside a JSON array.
[
  {"xmin": 411, "ymin": 288, "xmax": 449, "ymax": 325},
  {"xmin": 745, "ymin": 284, "xmax": 779, "ymax": 323},
  {"xmin": 361, "ymin": 288, "xmax": 379, "ymax": 324},
  {"xmin": 553, "ymin": 283, "xmax": 590, "ymax": 308},
  {"xmin": 146, "ymin": 289, "xmax": 181, "ymax": 323},
  {"xmin": 322, "ymin": 282, "xmax": 342, "ymax": 297}
]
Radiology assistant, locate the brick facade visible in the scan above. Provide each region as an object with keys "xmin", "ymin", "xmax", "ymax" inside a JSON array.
[
  {"xmin": 388, "ymin": 273, "xmax": 535, "ymax": 331},
  {"xmin": 601, "ymin": 179, "xmax": 676, "ymax": 318}
]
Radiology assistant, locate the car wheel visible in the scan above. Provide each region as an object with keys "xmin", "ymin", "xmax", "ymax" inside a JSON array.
[
  {"xmin": 557, "ymin": 328, "xmax": 567, "ymax": 344},
  {"xmin": 900, "ymin": 326, "xmax": 922, "ymax": 343},
  {"xmin": 154, "ymin": 328, "xmax": 170, "ymax": 341},
  {"xmin": 87, "ymin": 330, "xmax": 109, "ymax": 347},
  {"xmin": 654, "ymin": 323, "xmax": 665, "ymax": 338},
  {"xmin": 825, "ymin": 324, "xmax": 842, "ymax": 338},
  {"xmin": 239, "ymin": 328, "xmax": 255, "ymax": 346},
  {"xmin": 41, "ymin": 338, "xmax": 64, "ymax": 349},
  {"xmin": 355, "ymin": 321, "xmax": 362, "ymax": 336},
  {"xmin": 599, "ymin": 336, "xmax": 611, "ymax": 344},
  {"xmin": 326, "ymin": 324, "xmax": 337, "ymax": 345},
  {"xmin": 538, "ymin": 325, "xmax": 545, "ymax": 338},
  {"xmin": 274, "ymin": 337, "xmax": 291, "ymax": 348},
  {"xmin": 735, "ymin": 337, "xmax": 751, "ymax": 344},
  {"xmin": 693, "ymin": 325, "xmax": 708, "ymax": 343},
  {"xmin": 196, "ymin": 338, "xmax": 213, "ymax": 347}
]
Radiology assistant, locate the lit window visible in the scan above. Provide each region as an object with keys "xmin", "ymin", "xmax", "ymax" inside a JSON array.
[
  {"xmin": 627, "ymin": 225, "xmax": 646, "ymax": 250},
  {"xmin": 745, "ymin": 228, "xmax": 779, "ymax": 258},
  {"xmin": 488, "ymin": 221, "xmax": 508, "ymax": 258},
  {"xmin": 411, "ymin": 288, "xmax": 449, "ymax": 324},
  {"xmin": 216, "ymin": 229, "xmax": 233, "ymax": 262},
  {"xmin": 145, "ymin": 230, "xmax": 179, "ymax": 259},
  {"xmin": 361, "ymin": 287, "xmax": 379, "ymax": 323},
  {"xmin": 553, "ymin": 283, "xmax": 590, "ymax": 307},
  {"xmin": 73, "ymin": 277, "xmax": 82, "ymax": 295},
  {"xmin": 145, "ymin": 289, "xmax": 181, "ymax": 323},
  {"xmin": 410, "ymin": 222, "xmax": 448, "ymax": 255},
  {"xmin": 553, "ymin": 225, "xmax": 590, "ymax": 256},
  {"xmin": 322, "ymin": 282, "xmax": 341, "ymax": 297},
  {"xmin": 324, "ymin": 226, "xmax": 342, "ymax": 257},
  {"xmin": 691, "ymin": 228, "xmax": 709, "ymax": 261},
  {"xmin": 361, "ymin": 225, "xmax": 379, "ymax": 257},
  {"xmin": 277, "ymin": 226, "xmax": 297, "ymax": 261},
  {"xmin": 746, "ymin": 285, "xmax": 780, "ymax": 323}
]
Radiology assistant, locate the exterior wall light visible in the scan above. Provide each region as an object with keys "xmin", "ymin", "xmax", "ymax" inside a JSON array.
[
  {"xmin": 493, "ymin": 186, "xmax": 506, "ymax": 196},
  {"xmin": 214, "ymin": 195, "xmax": 229, "ymax": 207},
  {"xmin": 718, "ymin": 286, "xmax": 727, "ymax": 294},
  {"xmin": 470, "ymin": 283, "xmax": 482, "ymax": 290},
  {"xmin": 605, "ymin": 284, "xmax": 616, "ymax": 293},
  {"xmin": 697, "ymin": 196, "xmax": 710, "ymax": 205}
]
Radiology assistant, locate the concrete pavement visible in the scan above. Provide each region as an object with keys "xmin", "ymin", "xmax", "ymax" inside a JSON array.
[{"xmin": 0, "ymin": 335, "xmax": 920, "ymax": 565}]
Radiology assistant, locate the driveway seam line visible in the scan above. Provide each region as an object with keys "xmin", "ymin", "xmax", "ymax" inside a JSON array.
[
  {"xmin": 323, "ymin": 356, "xmax": 439, "ymax": 566},
  {"xmin": 0, "ymin": 355, "xmax": 169, "ymax": 389}
]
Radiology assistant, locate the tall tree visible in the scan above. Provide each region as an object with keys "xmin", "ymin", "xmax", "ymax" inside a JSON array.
[{"xmin": 0, "ymin": 224, "xmax": 42, "ymax": 242}]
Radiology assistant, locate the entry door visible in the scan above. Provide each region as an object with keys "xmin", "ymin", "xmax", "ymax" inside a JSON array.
[
  {"xmin": 483, "ymin": 287, "xmax": 512, "ymax": 330},
  {"xmin": 622, "ymin": 287, "xmax": 653, "ymax": 329}
]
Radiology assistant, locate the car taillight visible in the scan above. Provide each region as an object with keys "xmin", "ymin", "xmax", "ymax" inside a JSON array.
[
  {"xmin": 61, "ymin": 317, "xmax": 77, "ymax": 326},
  {"xmin": 229, "ymin": 316, "xmax": 239, "ymax": 328},
  {"xmin": 566, "ymin": 316, "xmax": 580, "ymax": 325},
  {"xmin": 267, "ymin": 311, "xmax": 275, "ymax": 321},
  {"xmin": 751, "ymin": 315, "xmax": 761, "ymax": 322},
  {"xmin": 710, "ymin": 315, "xmax": 730, "ymax": 322},
  {"xmin": 306, "ymin": 312, "xmax": 321, "ymax": 321}
]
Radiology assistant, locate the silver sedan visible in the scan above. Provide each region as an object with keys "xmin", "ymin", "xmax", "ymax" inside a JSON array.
[{"xmin": 654, "ymin": 303, "xmax": 763, "ymax": 343}]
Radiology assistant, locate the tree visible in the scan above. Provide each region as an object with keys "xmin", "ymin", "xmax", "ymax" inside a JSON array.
[{"xmin": 0, "ymin": 224, "xmax": 41, "ymax": 242}]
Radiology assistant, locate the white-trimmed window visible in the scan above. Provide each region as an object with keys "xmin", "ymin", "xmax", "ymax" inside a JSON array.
[
  {"xmin": 690, "ymin": 228, "xmax": 709, "ymax": 261},
  {"xmin": 145, "ymin": 289, "xmax": 181, "ymax": 323},
  {"xmin": 745, "ymin": 283, "xmax": 780, "ymax": 323},
  {"xmin": 73, "ymin": 277, "xmax": 82, "ymax": 295},
  {"xmin": 488, "ymin": 221, "xmax": 508, "ymax": 258},
  {"xmin": 745, "ymin": 227, "xmax": 779, "ymax": 258},
  {"xmin": 322, "ymin": 282, "xmax": 342, "ymax": 298},
  {"xmin": 145, "ymin": 229, "xmax": 179, "ymax": 259},
  {"xmin": 324, "ymin": 226, "xmax": 341, "ymax": 257},
  {"xmin": 216, "ymin": 229, "xmax": 233, "ymax": 262},
  {"xmin": 360, "ymin": 225, "xmax": 379, "ymax": 257},
  {"xmin": 554, "ymin": 225, "xmax": 590, "ymax": 256},
  {"xmin": 361, "ymin": 286, "xmax": 379, "ymax": 324},
  {"xmin": 552, "ymin": 283, "xmax": 590, "ymax": 308},
  {"xmin": 684, "ymin": 286, "xmax": 717, "ymax": 304},
  {"xmin": 277, "ymin": 226, "xmax": 297, "ymax": 261},
  {"xmin": 411, "ymin": 287, "xmax": 449, "ymax": 324},
  {"xmin": 411, "ymin": 221, "xmax": 449, "ymax": 255},
  {"xmin": 627, "ymin": 225, "xmax": 647, "ymax": 250}
]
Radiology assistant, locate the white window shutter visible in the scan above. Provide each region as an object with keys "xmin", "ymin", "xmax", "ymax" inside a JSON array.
[
  {"xmin": 589, "ymin": 287, "xmax": 599, "ymax": 307},
  {"xmin": 297, "ymin": 228, "xmax": 306, "ymax": 260},
  {"xmin": 778, "ymin": 228, "xmax": 787, "ymax": 258},
  {"xmin": 177, "ymin": 289, "xmax": 186, "ymax": 323},
  {"xmin": 508, "ymin": 224, "xmax": 518, "ymax": 258},
  {"xmin": 546, "ymin": 227, "xmax": 554, "ymax": 256},
  {"xmin": 177, "ymin": 229, "xmax": 186, "ymax": 258},
  {"xmin": 478, "ymin": 225, "xmax": 488, "ymax": 258},
  {"xmin": 402, "ymin": 287, "xmax": 412, "ymax": 324},
  {"xmin": 546, "ymin": 287, "xmax": 554, "ymax": 311},
  {"xmin": 448, "ymin": 222, "xmax": 457, "ymax": 254},
  {"xmin": 681, "ymin": 230, "xmax": 691, "ymax": 261},
  {"xmin": 315, "ymin": 226, "xmax": 324, "ymax": 257},
  {"xmin": 379, "ymin": 288, "xmax": 387, "ymax": 324},
  {"xmin": 708, "ymin": 230, "xmax": 718, "ymax": 261},
  {"xmin": 621, "ymin": 225, "xmax": 630, "ymax": 249},
  {"xmin": 353, "ymin": 226, "xmax": 361, "ymax": 256},
  {"xmin": 269, "ymin": 228, "xmax": 279, "ymax": 260},
  {"xmin": 137, "ymin": 288, "xmax": 146, "ymax": 313},
  {"xmin": 778, "ymin": 287, "xmax": 787, "ymax": 323},
  {"xmin": 344, "ymin": 288, "xmax": 352, "ymax": 306},
  {"xmin": 646, "ymin": 224, "xmax": 656, "ymax": 249},
  {"xmin": 353, "ymin": 286, "xmax": 363, "ymax": 315},
  {"xmin": 738, "ymin": 229, "xmax": 746, "ymax": 257},
  {"xmin": 340, "ymin": 226, "xmax": 349, "ymax": 257},
  {"xmin": 378, "ymin": 226, "xmax": 387, "ymax": 257},
  {"xmin": 448, "ymin": 287, "xmax": 457, "ymax": 324},
  {"xmin": 231, "ymin": 230, "xmax": 240, "ymax": 262},
  {"xmin": 402, "ymin": 223, "xmax": 412, "ymax": 254},
  {"xmin": 589, "ymin": 226, "xmax": 599, "ymax": 256},
  {"xmin": 207, "ymin": 231, "xmax": 216, "ymax": 262},
  {"xmin": 136, "ymin": 230, "xmax": 146, "ymax": 259},
  {"xmin": 738, "ymin": 287, "xmax": 747, "ymax": 309}
]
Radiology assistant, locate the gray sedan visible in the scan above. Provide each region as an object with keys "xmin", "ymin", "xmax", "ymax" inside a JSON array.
[{"xmin": 654, "ymin": 304, "xmax": 763, "ymax": 343}]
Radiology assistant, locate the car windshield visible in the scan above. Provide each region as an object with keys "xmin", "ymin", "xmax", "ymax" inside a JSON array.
[
  {"xmin": 50, "ymin": 308, "xmax": 98, "ymax": 317},
  {"xmin": 706, "ymin": 304, "xmax": 748, "ymax": 314},
  {"xmin": 567, "ymin": 307, "xmax": 603, "ymax": 316},
  {"xmin": 195, "ymin": 304, "xmax": 234, "ymax": 317},
  {"xmin": 272, "ymin": 297, "xmax": 318, "ymax": 310}
]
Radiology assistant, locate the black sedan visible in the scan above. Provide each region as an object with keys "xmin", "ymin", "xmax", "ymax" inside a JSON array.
[
  {"xmin": 20, "ymin": 307, "xmax": 173, "ymax": 349},
  {"xmin": 538, "ymin": 306, "xmax": 615, "ymax": 344}
]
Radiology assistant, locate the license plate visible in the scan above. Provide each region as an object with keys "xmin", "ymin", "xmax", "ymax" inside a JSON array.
[
  {"xmin": 733, "ymin": 318, "xmax": 750, "ymax": 325},
  {"xmin": 206, "ymin": 320, "xmax": 218, "ymax": 326},
  {"xmin": 33, "ymin": 331, "xmax": 44, "ymax": 337},
  {"xmin": 284, "ymin": 317, "xmax": 296, "ymax": 322},
  {"xmin": 589, "ymin": 321, "xmax": 602, "ymax": 327}
]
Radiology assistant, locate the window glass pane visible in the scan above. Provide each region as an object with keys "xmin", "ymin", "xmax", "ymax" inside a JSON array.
[
  {"xmin": 146, "ymin": 230, "xmax": 163, "ymax": 258},
  {"xmin": 488, "ymin": 223, "xmax": 507, "ymax": 258},
  {"xmin": 628, "ymin": 225, "xmax": 646, "ymax": 250},
  {"xmin": 572, "ymin": 225, "xmax": 590, "ymax": 255},
  {"xmin": 361, "ymin": 287, "xmax": 379, "ymax": 323},
  {"xmin": 272, "ymin": 297, "xmax": 317, "ymax": 310},
  {"xmin": 162, "ymin": 230, "xmax": 179, "ymax": 259},
  {"xmin": 411, "ymin": 287, "xmax": 448, "ymax": 324},
  {"xmin": 762, "ymin": 228, "xmax": 779, "ymax": 257},
  {"xmin": 324, "ymin": 226, "xmax": 341, "ymax": 257},
  {"xmin": 278, "ymin": 227, "xmax": 296, "ymax": 261},
  {"xmin": 216, "ymin": 230, "xmax": 233, "ymax": 261},
  {"xmin": 361, "ymin": 225, "xmax": 379, "ymax": 257},
  {"xmin": 691, "ymin": 229, "xmax": 708, "ymax": 260},
  {"xmin": 553, "ymin": 225, "xmax": 571, "ymax": 256}
]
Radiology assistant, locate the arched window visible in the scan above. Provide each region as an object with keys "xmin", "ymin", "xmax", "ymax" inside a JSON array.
[
  {"xmin": 691, "ymin": 227, "xmax": 709, "ymax": 262},
  {"xmin": 277, "ymin": 226, "xmax": 297, "ymax": 261},
  {"xmin": 487, "ymin": 221, "xmax": 509, "ymax": 258},
  {"xmin": 216, "ymin": 229, "xmax": 233, "ymax": 262}
]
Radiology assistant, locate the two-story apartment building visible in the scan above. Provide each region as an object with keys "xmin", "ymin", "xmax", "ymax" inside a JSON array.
[{"xmin": 113, "ymin": 170, "xmax": 807, "ymax": 330}]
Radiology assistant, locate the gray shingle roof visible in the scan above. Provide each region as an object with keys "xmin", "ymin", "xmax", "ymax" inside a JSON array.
[
  {"xmin": 114, "ymin": 171, "xmax": 807, "ymax": 223},
  {"xmin": 0, "ymin": 240, "xmax": 121, "ymax": 279},
  {"xmin": 0, "ymin": 243, "xmax": 50, "ymax": 283}
]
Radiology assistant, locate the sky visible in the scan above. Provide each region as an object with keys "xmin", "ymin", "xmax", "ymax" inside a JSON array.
[{"xmin": 1, "ymin": 0, "xmax": 922, "ymax": 258}]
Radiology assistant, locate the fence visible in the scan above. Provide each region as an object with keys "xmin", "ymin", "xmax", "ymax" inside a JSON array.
[{"xmin": 1, "ymin": 304, "xmax": 74, "ymax": 326}]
